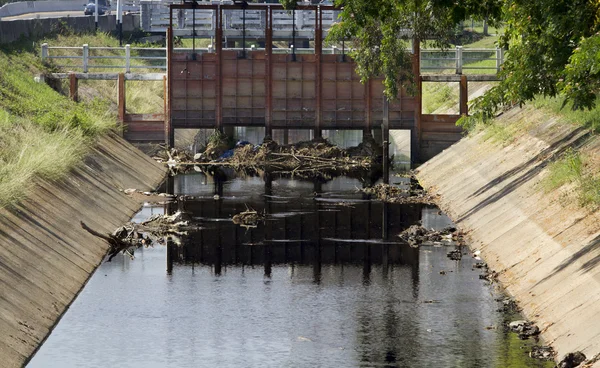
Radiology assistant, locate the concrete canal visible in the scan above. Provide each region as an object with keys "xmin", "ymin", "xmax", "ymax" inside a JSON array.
[{"xmin": 28, "ymin": 172, "xmax": 552, "ymax": 367}]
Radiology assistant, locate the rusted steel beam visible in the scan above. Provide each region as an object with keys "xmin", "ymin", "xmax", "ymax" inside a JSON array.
[
  {"xmin": 382, "ymin": 96, "xmax": 390, "ymax": 184},
  {"xmin": 314, "ymin": 6, "xmax": 322, "ymax": 138},
  {"xmin": 215, "ymin": 6, "xmax": 223, "ymax": 132},
  {"xmin": 412, "ymin": 38, "xmax": 422, "ymax": 164},
  {"xmin": 459, "ymin": 74, "xmax": 468, "ymax": 116},
  {"xmin": 365, "ymin": 78, "xmax": 372, "ymax": 134},
  {"xmin": 117, "ymin": 73, "xmax": 126, "ymax": 128},
  {"xmin": 69, "ymin": 72, "xmax": 78, "ymax": 102},
  {"xmin": 166, "ymin": 26, "xmax": 174, "ymax": 147},
  {"xmin": 265, "ymin": 7, "xmax": 273, "ymax": 139}
]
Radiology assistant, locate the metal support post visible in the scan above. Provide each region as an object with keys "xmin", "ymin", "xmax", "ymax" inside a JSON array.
[
  {"xmin": 314, "ymin": 6, "xmax": 322, "ymax": 138},
  {"xmin": 382, "ymin": 96, "xmax": 389, "ymax": 184}
]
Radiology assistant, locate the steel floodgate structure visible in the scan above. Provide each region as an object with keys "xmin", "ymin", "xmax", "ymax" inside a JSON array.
[{"xmin": 42, "ymin": 2, "xmax": 503, "ymax": 164}]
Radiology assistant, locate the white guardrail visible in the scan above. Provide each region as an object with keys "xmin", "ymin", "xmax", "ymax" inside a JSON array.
[{"xmin": 41, "ymin": 43, "xmax": 504, "ymax": 74}]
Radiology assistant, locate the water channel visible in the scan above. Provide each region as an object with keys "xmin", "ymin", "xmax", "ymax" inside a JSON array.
[{"xmin": 28, "ymin": 170, "xmax": 552, "ymax": 367}]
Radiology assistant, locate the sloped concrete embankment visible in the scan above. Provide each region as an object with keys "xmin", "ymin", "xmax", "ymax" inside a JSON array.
[
  {"xmin": 416, "ymin": 106, "xmax": 600, "ymax": 362},
  {"xmin": 0, "ymin": 132, "xmax": 165, "ymax": 367}
]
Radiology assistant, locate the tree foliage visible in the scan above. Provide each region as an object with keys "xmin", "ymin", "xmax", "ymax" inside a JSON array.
[
  {"xmin": 279, "ymin": 0, "xmax": 500, "ymax": 99},
  {"xmin": 463, "ymin": 0, "xmax": 600, "ymax": 128}
]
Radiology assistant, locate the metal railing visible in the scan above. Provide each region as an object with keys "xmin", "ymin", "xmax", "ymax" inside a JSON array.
[
  {"xmin": 140, "ymin": 1, "xmax": 341, "ymax": 35},
  {"xmin": 420, "ymin": 46, "xmax": 504, "ymax": 74},
  {"xmin": 41, "ymin": 43, "xmax": 504, "ymax": 74}
]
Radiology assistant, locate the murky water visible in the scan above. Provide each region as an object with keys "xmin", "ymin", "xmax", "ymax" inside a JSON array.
[{"xmin": 28, "ymin": 172, "xmax": 551, "ymax": 368}]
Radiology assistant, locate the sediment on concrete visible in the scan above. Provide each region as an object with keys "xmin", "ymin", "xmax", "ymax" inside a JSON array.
[
  {"xmin": 0, "ymin": 132, "xmax": 166, "ymax": 367},
  {"xmin": 417, "ymin": 106, "xmax": 600, "ymax": 363}
]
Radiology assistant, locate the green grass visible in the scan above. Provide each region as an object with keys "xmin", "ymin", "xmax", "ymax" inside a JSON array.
[
  {"xmin": 542, "ymin": 148, "xmax": 600, "ymax": 207},
  {"xmin": 0, "ymin": 30, "xmax": 138, "ymax": 208},
  {"xmin": 533, "ymin": 95, "xmax": 600, "ymax": 133},
  {"xmin": 422, "ymin": 82, "xmax": 458, "ymax": 113}
]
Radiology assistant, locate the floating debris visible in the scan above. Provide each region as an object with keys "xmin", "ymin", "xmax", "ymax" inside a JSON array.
[
  {"xmin": 232, "ymin": 208, "xmax": 265, "ymax": 229},
  {"xmin": 398, "ymin": 225, "xmax": 461, "ymax": 248},
  {"xmin": 81, "ymin": 211, "xmax": 198, "ymax": 262},
  {"xmin": 557, "ymin": 352, "xmax": 587, "ymax": 368},
  {"xmin": 508, "ymin": 320, "xmax": 540, "ymax": 339},
  {"xmin": 361, "ymin": 182, "xmax": 438, "ymax": 204},
  {"xmin": 155, "ymin": 133, "xmax": 383, "ymax": 178},
  {"xmin": 529, "ymin": 345, "xmax": 555, "ymax": 361},
  {"xmin": 447, "ymin": 249, "xmax": 463, "ymax": 260}
]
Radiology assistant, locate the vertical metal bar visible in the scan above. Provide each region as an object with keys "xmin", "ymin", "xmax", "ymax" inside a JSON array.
[
  {"xmin": 382, "ymin": 96, "xmax": 389, "ymax": 184},
  {"xmin": 412, "ymin": 38, "xmax": 421, "ymax": 165},
  {"xmin": 291, "ymin": 8, "xmax": 296, "ymax": 62},
  {"xmin": 365, "ymin": 79, "xmax": 371, "ymax": 136},
  {"xmin": 69, "ymin": 72, "xmax": 78, "ymax": 102},
  {"xmin": 167, "ymin": 25, "xmax": 174, "ymax": 147},
  {"xmin": 163, "ymin": 75, "xmax": 168, "ymax": 143},
  {"xmin": 265, "ymin": 6, "xmax": 273, "ymax": 138},
  {"xmin": 193, "ymin": 3, "xmax": 196, "ymax": 59},
  {"xmin": 314, "ymin": 6, "xmax": 322, "ymax": 138},
  {"xmin": 242, "ymin": 7, "xmax": 246, "ymax": 58},
  {"xmin": 460, "ymin": 74, "xmax": 468, "ymax": 116},
  {"xmin": 118, "ymin": 72, "xmax": 126, "ymax": 124},
  {"xmin": 117, "ymin": 0, "xmax": 122, "ymax": 46},
  {"xmin": 216, "ymin": 5, "xmax": 223, "ymax": 132},
  {"xmin": 94, "ymin": 0, "xmax": 98, "ymax": 29}
]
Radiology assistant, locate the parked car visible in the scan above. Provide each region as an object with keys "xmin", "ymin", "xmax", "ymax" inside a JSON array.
[{"xmin": 84, "ymin": 0, "xmax": 111, "ymax": 15}]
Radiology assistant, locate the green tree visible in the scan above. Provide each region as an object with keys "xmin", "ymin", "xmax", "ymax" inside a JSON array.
[
  {"xmin": 280, "ymin": 0, "xmax": 501, "ymax": 99},
  {"xmin": 464, "ymin": 0, "xmax": 600, "ymax": 129}
]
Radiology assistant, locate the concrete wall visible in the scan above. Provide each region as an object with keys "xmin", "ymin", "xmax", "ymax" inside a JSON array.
[
  {"xmin": 0, "ymin": 1, "xmax": 81, "ymax": 18},
  {"xmin": 0, "ymin": 0, "xmax": 139, "ymax": 19},
  {"xmin": 0, "ymin": 132, "xmax": 166, "ymax": 367},
  {"xmin": 0, "ymin": 13, "xmax": 139, "ymax": 44},
  {"xmin": 416, "ymin": 106, "xmax": 600, "ymax": 363}
]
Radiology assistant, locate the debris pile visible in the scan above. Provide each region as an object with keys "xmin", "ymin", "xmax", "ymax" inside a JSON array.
[
  {"xmin": 155, "ymin": 133, "xmax": 383, "ymax": 177},
  {"xmin": 529, "ymin": 345, "xmax": 555, "ymax": 361},
  {"xmin": 557, "ymin": 352, "xmax": 587, "ymax": 368},
  {"xmin": 361, "ymin": 183, "xmax": 438, "ymax": 204},
  {"xmin": 81, "ymin": 211, "xmax": 196, "ymax": 262},
  {"xmin": 508, "ymin": 320, "xmax": 540, "ymax": 339},
  {"xmin": 232, "ymin": 208, "xmax": 265, "ymax": 229},
  {"xmin": 398, "ymin": 225, "xmax": 464, "ymax": 247}
]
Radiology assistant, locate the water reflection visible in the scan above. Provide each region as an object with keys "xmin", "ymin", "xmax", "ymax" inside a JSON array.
[
  {"xmin": 166, "ymin": 171, "xmax": 420, "ymax": 286},
  {"xmin": 27, "ymin": 172, "xmax": 553, "ymax": 368}
]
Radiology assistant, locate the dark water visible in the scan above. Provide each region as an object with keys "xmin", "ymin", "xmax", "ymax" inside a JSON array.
[{"xmin": 28, "ymin": 172, "xmax": 551, "ymax": 368}]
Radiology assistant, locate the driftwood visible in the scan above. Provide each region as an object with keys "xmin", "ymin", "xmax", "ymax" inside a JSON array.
[
  {"xmin": 80, "ymin": 211, "xmax": 198, "ymax": 262},
  {"xmin": 81, "ymin": 221, "xmax": 133, "ymax": 261}
]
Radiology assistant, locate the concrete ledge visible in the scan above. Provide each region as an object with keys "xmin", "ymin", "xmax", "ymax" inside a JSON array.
[
  {"xmin": 0, "ymin": 132, "xmax": 166, "ymax": 367},
  {"xmin": 416, "ymin": 106, "xmax": 600, "ymax": 363}
]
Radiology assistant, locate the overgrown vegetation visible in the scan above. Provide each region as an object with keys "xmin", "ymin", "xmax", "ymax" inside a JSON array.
[{"xmin": 0, "ymin": 30, "xmax": 155, "ymax": 207}]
